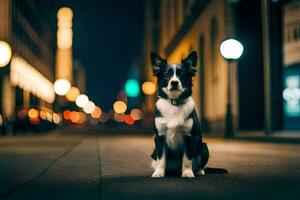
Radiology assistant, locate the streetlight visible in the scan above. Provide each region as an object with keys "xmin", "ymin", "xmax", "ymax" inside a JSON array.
[
  {"xmin": 220, "ymin": 39, "xmax": 244, "ymax": 138},
  {"xmin": 75, "ymin": 94, "xmax": 89, "ymax": 108},
  {"xmin": 0, "ymin": 41, "xmax": 12, "ymax": 67},
  {"xmin": 54, "ymin": 79, "xmax": 71, "ymax": 95}
]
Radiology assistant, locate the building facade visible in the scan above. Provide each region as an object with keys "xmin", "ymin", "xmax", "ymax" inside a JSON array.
[
  {"xmin": 0, "ymin": 0, "xmax": 56, "ymax": 132},
  {"xmin": 142, "ymin": 0, "xmax": 297, "ymax": 134}
]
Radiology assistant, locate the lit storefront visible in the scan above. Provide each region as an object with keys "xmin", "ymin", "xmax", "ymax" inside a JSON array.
[{"xmin": 283, "ymin": 1, "xmax": 300, "ymax": 130}]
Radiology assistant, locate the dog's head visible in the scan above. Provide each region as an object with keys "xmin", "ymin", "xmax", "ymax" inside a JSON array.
[{"xmin": 150, "ymin": 51, "xmax": 197, "ymax": 101}]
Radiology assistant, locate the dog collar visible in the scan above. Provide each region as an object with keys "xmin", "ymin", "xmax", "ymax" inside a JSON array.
[{"xmin": 171, "ymin": 99, "xmax": 181, "ymax": 106}]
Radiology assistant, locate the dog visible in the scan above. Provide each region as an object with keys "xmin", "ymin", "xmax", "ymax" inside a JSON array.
[{"xmin": 150, "ymin": 51, "xmax": 209, "ymax": 178}]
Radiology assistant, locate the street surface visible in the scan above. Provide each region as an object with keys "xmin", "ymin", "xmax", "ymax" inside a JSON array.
[{"xmin": 1, "ymin": 127, "xmax": 300, "ymax": 200}]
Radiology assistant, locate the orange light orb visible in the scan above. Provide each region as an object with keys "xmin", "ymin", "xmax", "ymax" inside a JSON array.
[
  {"xmin": 114, "ymin": 113, "xmax": 125, "ymax": 122},
  {"xmin": 40, "ymin": 111, "xmax": 47, "ymax": 120},
  {"xmin": 77, "ymin": 112, "xmax": 86, "ymax": 124},
  {"xmin": 142, "ymin": 81, "xmax": 156, "ymax": 95},
  {"xmin": 66, "ymin": 86, "xmax": 80, "ymax": 102},
  {"xmin": 63, "ymin": 110, "xmax": 71, "ymax": 120},
  {"xmin": 113, "ymin": 101, "xmax": 127, "ymax": 113},
  {"xmin": 130, "ymin": 109, "xmax": 144, "ymax": 120},
  {"xmin": 57, "ymin": 7, "xmax": 73, "ymax": 21},
  {"xmin": 124, "ymin": 115, "xmax": 135, "ymax": 125},
  {"xmin": 28, "ymin": 108, "xmax": 39, "ymax": 119},
  {"xmin": 91, "ymin": 106, "xmax": 102, "ymax": 118},
  {"xmin": 70, "ymin": 111, "xmax": 80, "ymax": 123}
]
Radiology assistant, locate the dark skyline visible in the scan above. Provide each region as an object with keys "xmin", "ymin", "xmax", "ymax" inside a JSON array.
[{"xmin": 40, "ymin": 0, "xmax": 144, "ymax": 111}]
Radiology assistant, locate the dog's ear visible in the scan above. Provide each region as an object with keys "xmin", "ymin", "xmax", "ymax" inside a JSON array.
[
  {"xmin": 182, "ymin": 51, "xmax": 197, "ymax": 75},
  {"xmin": 151, "ymin": 52, "xmax": 165, "ymax": 76}
]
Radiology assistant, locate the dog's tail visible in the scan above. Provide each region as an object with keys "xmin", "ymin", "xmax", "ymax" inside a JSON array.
[{"xmin": 200, "ymin": 143, "xmax": 209, "ymax": 168}]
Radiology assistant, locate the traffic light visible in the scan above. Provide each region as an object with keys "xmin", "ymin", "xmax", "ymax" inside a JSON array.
[{"xmin": 125, "ymin": 79, "xmax": 140, "ymax": 98}]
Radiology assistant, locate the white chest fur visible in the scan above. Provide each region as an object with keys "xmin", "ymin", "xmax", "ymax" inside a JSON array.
[{"xmin": 155, "ymin": 97, "xmax": 195, "ymax": 151}]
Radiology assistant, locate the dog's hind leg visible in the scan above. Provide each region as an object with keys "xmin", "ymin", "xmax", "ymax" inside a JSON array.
[
  {"xmin": 193, "ymin": 155, "xmax": 205, "ymax": 176},
  {"xmin": 152, "ymin": 135, "xmax": 166, "ymax": 178},
  {"xmin": 190, "ymin": 133, "xmax": 208, "ymax": 175}
]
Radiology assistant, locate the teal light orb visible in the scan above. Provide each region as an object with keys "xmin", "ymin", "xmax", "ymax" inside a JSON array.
[{"xmin": 125, "ymin": 79, "xmax": 140, "ymax": 98}]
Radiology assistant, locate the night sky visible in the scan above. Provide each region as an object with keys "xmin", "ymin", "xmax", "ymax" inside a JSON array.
[{"xmin": 40, "ymin": 0, "xmax": 144, "ymax": 111}]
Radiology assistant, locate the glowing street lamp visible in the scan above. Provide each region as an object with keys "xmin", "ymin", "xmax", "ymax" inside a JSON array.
[
  {"xmin": 75, "ymin": 94, "xmax": 89, "ymax": 108},
  {"xmin": 220, "ymin": 38, "xmax": 243, "ymax": 138},
  {"xmin": 220, "ymin": 39, "xmax": 244, "ymax": 60},
  {"xmin": 54, "ymin": 79, "xmax": 71, "ymax": 96},
  {"xmin": 55, "ymin": 7, "xmax": 73, "ymax": 97},
  {"xmin": 0, "ymin": 41, "xmax": 12, "ymax": 67}
]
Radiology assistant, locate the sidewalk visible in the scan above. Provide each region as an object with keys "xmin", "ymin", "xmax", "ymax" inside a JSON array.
[{"xmin": 224, "ymin": 131, "xmax": 300, "ymax": 144}]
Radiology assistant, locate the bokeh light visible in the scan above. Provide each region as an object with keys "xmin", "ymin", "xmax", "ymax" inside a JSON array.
[
  {"xmin": 124, "ymin": 115, "xmax": 135, "ymax": 125},
  {"xmin": 54, "ymin": 79, "xmax": 71, "ymax": 95},
  {"xmin": 46, "ymin": 112, "xmax": 52, "ymax": 122},
  {"xmin": 91, "ymin": 106, "xmax": 102, "ymax": 118},
  {"xmin": 11, "ymin": 56, "xmax": 55, "ymax": 103},
  {"xmin": 63, "ymin": 110, "xmax": 71, "ymax": 120},
  {"xmin": 114, "ymin": 113, "xmax": 125, "ymax": 122},
  {"xmin": 130, "ymin": 108, "xmax": 144, "ymax": 120},
  {"xmin": 57, "ymin": 7, "xmax": 73, "ymax": 21},
  {"xmin": 99, "ymin": 113, "xmax": 109, "ymax": 123},
  {"xmin": 66, "ymin": 86, "xmax": 80, "ymax": 102},
  {"xmin": 28, "ymin": 108, "xmax": 39, "ymax": 119},
  {"xmin": 53, "ymin": 113, "xmax": 61, "ymax": 124},
  {"xmin": 83, "ymin": 101, "xmax": 96, "ymax": 114},
  {"xmin": 30, "ymin": 118, "xmax": 40, "ymax": 125},
  {"xmin": 70, "ymin": 111, "xmax": 80, "ymax": 123},
  {"xmin": 57, "ymin": 7, "xmax": 73, "ymax": 49},
  {"xmin": 77, "ymin": 112, "xmax": 87, "ymax": 124},
  {"xmin": 40, "ymin": 111, "xmax": 47, "ymax": 120},
  {"xmin": 142, "ymin": 81, "xmax": 156, "ymax": 95},
  {"xmin": 125, "ymin": 79, "xmax": 140, "ymax": 98},
  {"xmin": 76, "ymin": 94, "xmax": 89, "ymax": 108},
  {"xmin": 220, "ymin": 39, "xmax": 244, "ymax": 60},
  {"xmin": 0, "ymin": 41, "xmax": 12, "ymax": 67},
  {"xmin": 113, "ymin": 100, "xmax": 127, "ymax": 113}
]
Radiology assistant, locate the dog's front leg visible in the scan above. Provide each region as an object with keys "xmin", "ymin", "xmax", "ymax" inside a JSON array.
[
  {"xmin": 152, "ymin": 135, "xmax": 166, "ymax": 178},
  {"xmin": 182, "ymin": 135, "xmax": 195, "ymax": 178}
]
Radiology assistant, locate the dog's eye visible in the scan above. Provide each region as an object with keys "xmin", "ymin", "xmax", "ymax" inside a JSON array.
[{"xmin": 164, "ymin": 69, "xmax": 173, "ymax": 77}]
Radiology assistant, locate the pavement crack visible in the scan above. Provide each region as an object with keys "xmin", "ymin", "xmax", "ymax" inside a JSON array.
[{"xmin": 0, "ymin": 137, "xmax": 84, "ymax": 199}]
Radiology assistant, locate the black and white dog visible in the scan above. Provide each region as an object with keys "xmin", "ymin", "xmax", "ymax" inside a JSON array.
[{"xmin": 150, "ymin": 51, "xmax": 209, "ymax": 178}]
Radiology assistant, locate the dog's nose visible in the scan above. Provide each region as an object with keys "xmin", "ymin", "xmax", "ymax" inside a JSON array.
[{"xmin": 171, "ymin": 81, "xmax": 179, "ymax": 87}]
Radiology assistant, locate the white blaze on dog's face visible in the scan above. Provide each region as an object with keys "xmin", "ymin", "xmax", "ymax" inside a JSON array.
[
  {"xmin": 150, "ymin": 52, "xmax": 198, "ymax": 100},
  {"xmin": 163, "ymin": 64, "xmax": 184, "ymax": 99}
]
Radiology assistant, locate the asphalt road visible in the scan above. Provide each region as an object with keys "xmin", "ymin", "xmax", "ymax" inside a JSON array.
[{"xmin": 1, "ymin": 127, "xmax": 300, "ymax": 200}]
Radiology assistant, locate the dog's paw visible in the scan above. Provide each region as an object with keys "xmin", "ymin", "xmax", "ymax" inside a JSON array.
[
  {"xmin": 151, "ymin": 168, "xmax": 165, "ymax": 178},
  {"xmin": 181, "ymin": 169, "xmax": 195, "ymax": 178},
  {"xmin": 198, "ymin": 169, "xmax": 205, "ymax": 176}
]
